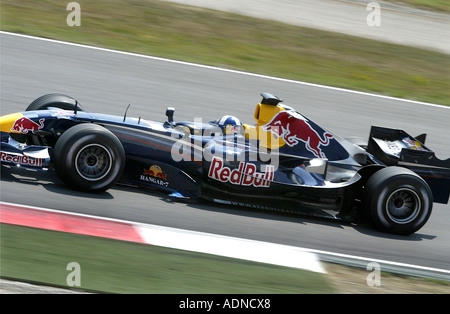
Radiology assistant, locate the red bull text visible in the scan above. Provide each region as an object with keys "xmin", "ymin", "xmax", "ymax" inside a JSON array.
[
  {"xmin": 208, "ymin": 156, "xmax": 274, "ymax": 187},
  {"xmin": 0, "ymin": 152, "xmax": 43, "ymax": 167}
]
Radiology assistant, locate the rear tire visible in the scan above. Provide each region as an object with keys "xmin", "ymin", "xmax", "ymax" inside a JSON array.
[
  {"xmin": 364, "ymin": 167, "xmax": 433, "ymax": 235},
  {"xmin": 26, "ymin": 93, "xmax": 84, "ymax": 111},
  {"xmin": 53, "ymin": 124, "xmax": 125, "ymax": 192}
]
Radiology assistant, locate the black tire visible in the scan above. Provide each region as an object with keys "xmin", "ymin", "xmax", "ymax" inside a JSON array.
[
  {"xmin": 53, "ymin": 124, "xmax": 125, "ymax": 192},
  {"xmin": 26, "ymin": 93, "xmax": 84, "ymax": 111},
  {"xmin": 364, "ymin": 167, "xmax": 433, "ymax": 235}
]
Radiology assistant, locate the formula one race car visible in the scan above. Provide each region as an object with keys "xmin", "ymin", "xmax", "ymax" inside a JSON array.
[{"xmin": 1, "ymin": 93, "xmax": 449, "ymax": 234}]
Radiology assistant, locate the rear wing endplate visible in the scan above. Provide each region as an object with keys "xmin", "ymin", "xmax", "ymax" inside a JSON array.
[{"xmin": 367, "ymin": 126, "xmax": 450, "ymax": 204}]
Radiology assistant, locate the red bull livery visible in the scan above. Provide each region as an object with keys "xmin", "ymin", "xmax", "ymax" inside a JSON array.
[
  {"xmin": 208, "ymin": 156, "xmax": 274, "ymax": 187},
  {"xmin": 1, "ymin": 92, "xmax": 449, "ymax": 235},
  {"xmin": 11, "ymin": 117, "xmax": 45, "ymax": 134},
  {"xmin": 263, "ymin": 110, "xmax": 333, "ymax": 157}
]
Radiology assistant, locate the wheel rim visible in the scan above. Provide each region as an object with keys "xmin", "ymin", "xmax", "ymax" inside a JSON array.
[
  {"xmin": 385, "ymin": 188, "xmax": 421, "ymax": 224},
  {"xmin": 75, "ymin": 144, "xmax": 112, "ymax": 181}
]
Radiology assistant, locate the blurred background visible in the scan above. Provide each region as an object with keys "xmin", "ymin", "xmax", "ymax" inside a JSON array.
[
  {"xmin": 1, "ymin": 0, "xmax": 449, "ymax": 294},
  {"xmin": 1, "ymin": 0, "xmax": 449, "ymax": 105}
]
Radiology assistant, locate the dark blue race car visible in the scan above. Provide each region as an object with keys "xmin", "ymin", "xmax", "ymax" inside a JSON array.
[{"xmin": 1, "ymin": 93, "xmax": 449, "ymax": 235}]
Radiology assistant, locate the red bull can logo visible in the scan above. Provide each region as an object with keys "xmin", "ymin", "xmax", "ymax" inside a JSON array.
[
  {"xmin": 262, "ymin": 111, "xmax": 333, "ymax": 158},
  {"xmin": 11, "ymin": 117, "xmax": 45, "ymax": 134}
]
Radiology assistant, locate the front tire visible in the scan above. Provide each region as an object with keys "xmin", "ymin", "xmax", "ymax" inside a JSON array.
[
  {"xmin": 53, "ymin": 124, "xmax": 125, "ymax": 192},
  {"xmin": 26, "ymin": 93, "xmax": 84, "ymax": 111},
  {"xmin": 364, "ymin": 167, "xmax": 433, "ymax": 235}
]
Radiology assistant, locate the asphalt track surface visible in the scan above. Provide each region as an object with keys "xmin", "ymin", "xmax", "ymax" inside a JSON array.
[{"xmin": 1, "ymin": 32, "xmax": 449, "ymax": 273}]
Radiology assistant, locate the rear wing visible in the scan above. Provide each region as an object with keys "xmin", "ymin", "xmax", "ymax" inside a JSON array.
[{"xmin": 367, "ymin": 126, "xmax": 450, "ymax": 204}]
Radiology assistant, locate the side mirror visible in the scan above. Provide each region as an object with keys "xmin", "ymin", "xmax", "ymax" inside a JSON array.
[
  {"xmin": 166, "ymin": 107, "xmax": 175, "ymax": 125},
  {"xmin": 305, "ymin": 158, "xmax": 328, "ymax": 176}
]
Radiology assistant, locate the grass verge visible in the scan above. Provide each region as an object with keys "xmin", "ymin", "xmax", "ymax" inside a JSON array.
[
  {"xmin": 1, "ymin": 0, "xmax": 449, "ymax": 105},
  {"xmin": 0, "ymin": 223, "xmax": 334, "ymax": 294},
  {"xmin": 2, "ymin": 223, "xmax": 450, "ymax": 294}
]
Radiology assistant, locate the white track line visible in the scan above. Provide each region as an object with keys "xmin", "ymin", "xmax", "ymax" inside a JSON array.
[
  {"xmin": 136, "ymin": 223, "xmax": 326, "ymax": 273},
  {"xmin": 1, "ymin": 31, "xmax": 448, "ymax": 110}
]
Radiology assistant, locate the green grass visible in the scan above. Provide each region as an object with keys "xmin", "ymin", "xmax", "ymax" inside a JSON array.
[
  {"xmin": 0, "ymin": 223, "xmax": 334, "ymax": 293},
  {"xmin": 384, "ymin": 0, "xmax": 450, "ymax": 12},
  {"xmin": 1, "ymin": 0, "xmax": 449, "ymax": 105}
]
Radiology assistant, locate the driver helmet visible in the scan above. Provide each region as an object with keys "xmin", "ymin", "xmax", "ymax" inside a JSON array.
[{"xmin": 217, "ymin": 115, "xmax": 242, "ymax": 135}]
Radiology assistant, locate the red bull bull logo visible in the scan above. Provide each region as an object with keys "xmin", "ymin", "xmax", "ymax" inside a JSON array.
[
  {"xmin": 144, "ymin": 165, "xmax": 167, "ymax": 180},
  {"xmin": 208, "ymin": 156, "xmax": 274, "ymax": 187},
  {"xmin": 11, "ymin": 117, "xmax": 45, "ymax": 134},
  {"xmin": 140, "ymin": 165, "xmax": 169, "ymax": 187},
  {"xmin": 262, "ymin": 111, "xmax": 333, "ymax": 158},
  {"xmin": 401, "ymin": 137, "xmax": 425, "ymax": 151}
]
